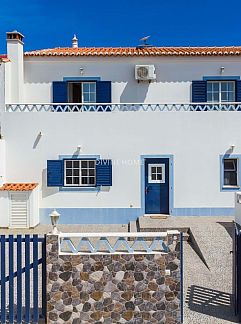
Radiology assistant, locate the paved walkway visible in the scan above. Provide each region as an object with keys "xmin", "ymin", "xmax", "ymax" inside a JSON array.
[{"xmin": 139, "ymin": 216, "xmax": 237, "ymax": 323}]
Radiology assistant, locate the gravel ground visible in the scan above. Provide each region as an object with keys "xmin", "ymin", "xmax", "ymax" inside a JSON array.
[
  {"xmin": 184, "ymin": 241, "xmax": 236, "ymax": 324},
  {"xmin": 139, "ymin": 216, "xmax": 238, "ymax": 323},
  {"xmin": 183, "ymin": 219, "xmax": 237, "ymax": 324}
]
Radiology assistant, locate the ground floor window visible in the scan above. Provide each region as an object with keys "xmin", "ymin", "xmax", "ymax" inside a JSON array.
[
  {"xmin": 64, "ymin": 160, "xmax": 96, "ymax": 186},
  {"xmin": 223, "ymin": 158, "xmax": 239, "ymax": 187}
]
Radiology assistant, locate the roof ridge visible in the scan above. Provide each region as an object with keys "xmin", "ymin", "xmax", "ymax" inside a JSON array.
[
  {"xmin": 24, "ymin": 45, "xmax": 241, "ymax": 50},
  {"xmin": 23, "ymin": 46, "xmax": 241, "ymax": 57}
]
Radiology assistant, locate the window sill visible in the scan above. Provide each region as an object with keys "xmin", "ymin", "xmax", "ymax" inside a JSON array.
[
  {"xmin": 222, "ymin": 185, "xmax": 240, "ymax": 191},
  {"xmin": 60, "ymin": 186, "xmax": 100, "ymax": 192}
]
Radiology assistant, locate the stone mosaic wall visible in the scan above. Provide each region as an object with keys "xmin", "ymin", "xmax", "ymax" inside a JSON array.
[{"xmin": 47, "ymin": 234, "xmax": 182, "ymax": 323}]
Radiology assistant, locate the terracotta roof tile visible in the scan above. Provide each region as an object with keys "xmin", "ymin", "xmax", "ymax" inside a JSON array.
[
  {"xmin": 0, "ymin": 183, "xmax": 38, "ymax": 191},
  {"xmin": 0, "ymin": 54, "xmax": 10, "ymax": 62},
  {"xmin": 24, "ymin": 46, "xmax": 241, "ymax": 57}
]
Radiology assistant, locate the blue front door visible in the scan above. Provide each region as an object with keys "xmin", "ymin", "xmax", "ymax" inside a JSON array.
[{"xmin": 145, "ymin": 158, "xmax": 169, "ymax": 214}]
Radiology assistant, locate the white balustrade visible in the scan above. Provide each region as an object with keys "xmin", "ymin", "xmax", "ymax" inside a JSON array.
[
  {"xmin": 5, "ymin": 103, "xmax": 241, "ymax": 112},
  {"xmin": 58, "ymin": 231, "xmax": 180, "ymax": 255}
]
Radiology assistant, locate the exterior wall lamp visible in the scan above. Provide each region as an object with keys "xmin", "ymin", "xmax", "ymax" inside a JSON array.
[
  {"xmin": 49, "ymin": 209, "xmax": 60, "ymax": 234},
  {"xmin": 76, "ymin": 145, "xmax": 82, "ymax": 152}
]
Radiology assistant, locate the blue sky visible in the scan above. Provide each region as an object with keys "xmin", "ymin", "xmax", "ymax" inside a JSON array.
[{"xmin": 0, "ymin": 0, "xmax": 241, "ymax": 53}]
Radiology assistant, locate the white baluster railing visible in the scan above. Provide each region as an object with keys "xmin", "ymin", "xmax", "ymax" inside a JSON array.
[
  {"xmin": 58, "ymin": 231, "xmax": 180, "ymax": 255},
  {"xmin": 5, "ymin": 102, "xmax": 241, "ymax": 112}
]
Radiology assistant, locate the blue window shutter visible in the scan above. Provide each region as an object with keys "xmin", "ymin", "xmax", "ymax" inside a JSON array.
[
  {"xmin": 96, "ymin": 159, "xmax": 112, "ymax": 186},
  {"xmin": 47, "ymin": 160, "xmax": 64, "ymax": 186},
  {"xmin": 192, "ymin": 81, "xmax": 207, "ymax": 102},
  {"xmin": 236, "ymin": 80, "xmax": 241, "ymax": 102},
  {"xmin": 52, "ymin": 81, "xmax": 68, "ymax": 103},
  {"xmin": 96, "ymin": 81, "xmax": 112, "ymax": 103}
]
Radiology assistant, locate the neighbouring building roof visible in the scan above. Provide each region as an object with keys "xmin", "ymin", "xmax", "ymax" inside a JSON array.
[
  {"xmin": 0, "ymin": 54, "xmax": 10, "ymax": 62},
  {"xmin": 24, "ymin": 46, "xmax": 241, "ymax": 57},
  {"xmin": 0, "ymin": 183, "xmax": 38, "ymax": 191}
]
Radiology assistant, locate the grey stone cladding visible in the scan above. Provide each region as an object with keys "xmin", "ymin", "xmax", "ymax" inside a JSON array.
[{"xmin": 46, "ymin": 234, "xmax": 181, "ymax": 323}]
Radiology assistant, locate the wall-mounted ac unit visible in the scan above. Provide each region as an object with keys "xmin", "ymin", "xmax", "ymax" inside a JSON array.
[{"xmin": 135, "ymin": 65, "xmax": 156, "ymax": 81}]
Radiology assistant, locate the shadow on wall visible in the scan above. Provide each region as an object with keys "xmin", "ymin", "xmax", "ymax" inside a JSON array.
[
  {"xmin": 33, "ymin": 132, "xmax": 43, "ymax": 149},
  {"xmin": 120, "ymin": 81, "xmax": 149, "ymax": 103},
  {"xmin": 186, "ymin": 285, "xmax": 237, "ymax": 322},
  {"xmin": 41, "ymin": 167, "xmax": 110, "ymax": 198},
  {"xmin": 42, "ymin": 168, "xmax": 58, "ymax": 198}
]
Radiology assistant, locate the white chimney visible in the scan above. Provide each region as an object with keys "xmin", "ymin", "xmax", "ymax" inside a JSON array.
[
  {"xmin": 6, "ymin": 30, "xmax": 24, "ymax": 102},
  {"xmin": 72, "ymin": 34, "xmax": 78, "ymax": 48}
]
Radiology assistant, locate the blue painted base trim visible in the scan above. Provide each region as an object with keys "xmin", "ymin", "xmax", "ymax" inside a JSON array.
[
  {"xmin": 40, "ymin": 206, "xmax": 234, "ymax": 224},
  {"xmin": 40, "ymin": 208, "xmax": 141, "ymax": 224},
  {"xmin": 172, "ymin": 207, "xmax": 234, "ymax": 216}
]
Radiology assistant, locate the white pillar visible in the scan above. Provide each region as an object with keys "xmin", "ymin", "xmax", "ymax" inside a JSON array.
[
  {"xmin": 0, "ymin": 139, "xmax": 6, "ymax": 186},
  {"xmin": 6, "ymin": 31, "xmax": 24, "ymax": 103}
]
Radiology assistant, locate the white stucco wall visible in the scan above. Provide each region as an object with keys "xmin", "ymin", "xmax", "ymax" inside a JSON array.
[
  {"xmin": 0, "ymin": 140, "xmax": 6, "ymax": 186},
  {"xmin": 29, "ymin": 187, "xmax": 39, "ymax": 227},
  {"xmin": 235, "ymin": 192, "xmax": 241, "ymax": 226},
  {"xmin": 1, "ymin": 111, "xmax": 240, "ymax": 211},
  {"xmin": 5, "ymin": 56, "xmax": 241, "ymax": 104},
  {"xmin": 0, "ymin": 191, "xmax": 9, "ymax": 227},
  {"xmin": 0, "ymin": 63, "xmax": 4, "ymax": 114},
  {"xmin": 3, "ymin": 52, "xmax": 241, "ymax": 221},
  {"xmin": 0, "ymin": 65, "xmax": 6, "ymax": 187}
]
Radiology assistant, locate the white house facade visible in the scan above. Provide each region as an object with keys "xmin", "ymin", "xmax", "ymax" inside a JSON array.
[{"xmin": 1, "ymin": 31, "xmax": 241, "ymax": 227}]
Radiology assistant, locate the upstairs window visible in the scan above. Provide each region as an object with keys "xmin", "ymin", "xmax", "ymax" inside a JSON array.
[
  {"xmin": 52, "ymin": 80, "xmax": 112, "ymax": 108},
  {"xmin": 68, "ymin": 82, "xmax": 96, "ymax": 103},
  {"xmin": 207, "ymin": 81, "xmax": 235, "ymax": 102},
  {"xmin": 223, "ymin": 158, "xmax": 238, "ymax": 187}
]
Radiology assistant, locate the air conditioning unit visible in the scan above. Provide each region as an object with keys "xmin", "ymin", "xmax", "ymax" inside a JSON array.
[{"xmin": 135, "ymin": 65, "xmax": 156, "ymax": 81}]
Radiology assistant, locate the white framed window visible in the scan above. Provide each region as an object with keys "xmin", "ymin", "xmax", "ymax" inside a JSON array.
[
  {"xmin": 64, "ymin": 160, "xmax": 96, "ymax": 186},
  {"xmin": 223, "ymin": 158, "xmax": 239, "ymax": 187},
  {"xmin": 148, "ymin": 164, "xmax": 165, "ymax": 184},
  {"xmin": 82, "ymin": 82, "xmax": 96, "ymax": 103},
  {"xmin": 207, "ymin": 81, "xmax": 235, "ymax": 102}
]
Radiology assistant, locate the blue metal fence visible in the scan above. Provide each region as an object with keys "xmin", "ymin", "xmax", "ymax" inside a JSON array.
[
  {"xmin": 180, "ymin": 232, "xmax": 184, "ymax": 323},
  {"xmin": 233, "ymin": 223, "xmax": 241, "ymax": 322},
  {"xmin": 0, "ymin": 235, "xmax": 46, "ymax": 324}
]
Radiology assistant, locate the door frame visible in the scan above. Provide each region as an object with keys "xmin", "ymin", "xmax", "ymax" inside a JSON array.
[{"xmin": 140, "ymin": 155, "xmax": 174, "ymax": 215}]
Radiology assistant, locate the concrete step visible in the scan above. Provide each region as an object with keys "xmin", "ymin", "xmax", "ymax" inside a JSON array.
[
  {"xmin": 128, "ymin": 217, "xmax": 190, "ymax": 241},
  {"xmin": 144, "ymin": 214, "xmax": 170, "ymax": 220}
]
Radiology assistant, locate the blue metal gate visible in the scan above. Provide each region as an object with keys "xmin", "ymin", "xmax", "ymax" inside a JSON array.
[
  {"xmin": 233, "ymin": 223, "xmax": 241, "ymax": 321},
  {"xmin": 0, "ymin": 235, "xmax": 46, "ymax": 323}
]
